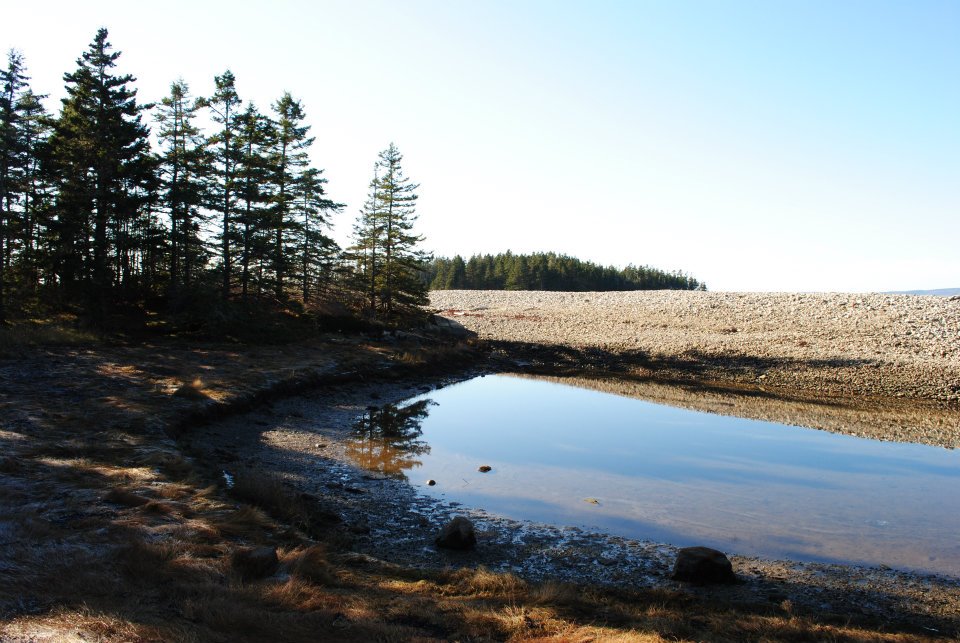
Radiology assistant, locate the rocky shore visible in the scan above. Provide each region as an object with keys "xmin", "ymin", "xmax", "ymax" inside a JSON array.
[
  {"xmin": 199, "ymin": 373, "xmax": 960, "ymax": 634},
  {"xmin": 429, "ymin": 290, "xmax": 960, "ymax": 404}
]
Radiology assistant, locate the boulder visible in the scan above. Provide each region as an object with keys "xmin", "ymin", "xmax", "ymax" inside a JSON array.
[
  {"xmin": 435, "ymin": 516, "xmax": 476, "ymax": 550},
  {"xmin": 671, "ymin": 546, "xmax": 735, "ymax": 584},
  {"xmin": 230, "ymin": 546, "xmax": 279, "ymax": 580}
]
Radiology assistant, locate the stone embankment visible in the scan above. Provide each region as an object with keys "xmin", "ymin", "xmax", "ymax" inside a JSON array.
[{"xmin": 429, "ymin": 290, "xmax": 960, "ymax": 404}]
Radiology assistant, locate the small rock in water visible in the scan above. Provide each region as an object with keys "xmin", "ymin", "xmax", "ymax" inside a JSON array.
[
  {"xmin": 426, "ymin": 479, "xmax": 437, "ymax": 486},
  {"xmin": 435, "ymin": 516, "xmax": 477, "ymax": 550},
  {"xmin": 671, "ymin": 546, "xmax": 736, "ymax": 584},
  {"xmin": 478, "ymin": 465, "xmax": 492, "ymax": 473}
]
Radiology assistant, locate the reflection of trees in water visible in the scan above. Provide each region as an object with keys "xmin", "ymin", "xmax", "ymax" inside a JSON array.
[{"xmin": 346, "ymin": 399, "xmax": 435, "ymax": 479}]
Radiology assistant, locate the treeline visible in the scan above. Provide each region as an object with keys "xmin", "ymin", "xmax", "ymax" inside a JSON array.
[
  {"xmin": 427, "ymin": 252, "xmax": 705, "ymax": 291},
  {"xmin": 0, "ymin": 28, "xmax": 428, "ymax": 327}
]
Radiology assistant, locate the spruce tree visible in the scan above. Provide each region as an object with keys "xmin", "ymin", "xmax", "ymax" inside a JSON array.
[
  {"xmin": 293, "ymin": 166, "xmax": 340, "ymax": 304},
  {"xmin": 267, "ymin": 92, "xmax": 312, "ymax": 300},
  {"xmin": 203, "ymin": 70, "xmax": 241, "ymax": 300},
  {"xmin": 351, "ymin": 163, "xmax": 383, "ymax": 314},
  {"xmin": 48, "ymin": 28, "xmax": 152, "ymax": 309},
  {"xmin": 234, "ymin": 103, "xmax": 273, "ymax": 300},
  {"xmin": 350, "ymin": 143, "xmax": 428, "ymax": 318},
  {"xmin": 155, "ymin": 79, "xmax": 208, "ymax": 297},
  {"xmin": 12, "ymin": 86, "xmax": 52, "ymax": 300},
  {"xmin": 0, "ymin": 50, "xmax": 29, "ymax": 321}
]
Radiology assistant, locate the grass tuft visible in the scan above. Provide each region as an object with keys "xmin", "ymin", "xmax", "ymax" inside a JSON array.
[
  {"xmin": 448, "ymin": 566, "xmax": 527, "ymax": 598},
  {"xmin": 0, "ymin": 319, "xmax": 98, "ymax": 357},
  {"xmin": 284, "ymin": 545, "xmax": 336, "ymax": 586},
  {"xmin": 173, "ymin": 379, "xmax": 210, "ymax": 400}
]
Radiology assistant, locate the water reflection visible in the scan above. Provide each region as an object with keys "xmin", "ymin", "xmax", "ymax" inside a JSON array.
[
  {"xmin": 336, "ymin": 375, "xmax": 960, "ymax": 575},
  {"xmin": 346, "ymin": 399, "xmax": 435, "ymax": 479}
]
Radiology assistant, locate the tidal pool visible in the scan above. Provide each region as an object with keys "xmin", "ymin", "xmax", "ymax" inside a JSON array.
[{"xmin": 346, "ymin": 374, "xmax": 960, "ymax": 576}]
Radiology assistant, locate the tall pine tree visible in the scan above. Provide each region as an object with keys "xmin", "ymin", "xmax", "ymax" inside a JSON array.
[
  {"xmin": 203, "ymin": 70, "xmax": 241, "ymax": 300},
  {"xmin": 47, "ymin": 28, "xmax": 152, "ymax": 309},
  {"xmin": 155, "ymin": 79, "xmax": 207, "ymax": 298},
  {"xmin": 267, "ymin": 92, "xmax": 312, "ymax": 300},
  {"xmin": 0, "ymin": 50, "xmax": 30, "ymax": 321},
  {"xmin": 293, "ymin": 166, "xmax": 340, "ymax": 304},
  {"xmin": 350, "ymin": 143, "xmax": 428, "ymax": 318},
  {"xmin": 234, "ymin": 102, "xmax": 273, "ymax": 300}
]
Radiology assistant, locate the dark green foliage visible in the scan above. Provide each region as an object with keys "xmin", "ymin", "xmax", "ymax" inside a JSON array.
[
  {"xmin": 234, "ymin": 103, "xmax": 273, "ymax": 301},
  {"xmin": 202, "ymin": 70, "xmax": 242, "ymax": 300},
  {"xmin": 47, "ymin": 28, "xmax": 154, "ymax": 311},
  {"xmin": 294, "ymin": 167, "xmax": 341, "ymax": 304},
  {"xmin": 266, "ymin": 93, "xmax": 341, "ymax": 302},
  {"xmin": 0, "ymin": 29, "xmax": 351, "ymax": 329},
  {"xmin": 428, "ymin": 252, "xmax": 705, "ymax": 292},
  {"xmin": 0, "ymin": 51, "xmax": 55, "ymax": 320},
  {"xmin": 349, "ymin": 143, "xmax": 430, "ymax": 319},
  {"xmin": 155, "ymin": 79, "xmax": 209, "ymax": 299}
]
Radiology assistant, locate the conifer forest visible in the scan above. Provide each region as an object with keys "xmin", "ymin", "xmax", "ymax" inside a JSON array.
[{"xmin": 0, "ymin": 28, "xmax": 703, "ymax": 329}]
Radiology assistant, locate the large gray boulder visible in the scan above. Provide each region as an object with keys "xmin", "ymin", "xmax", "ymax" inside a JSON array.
[
  {"xmin": 435, "ymin": 516, "xmax": 477, "ymax": 550},
  {"xmin": 671, "ymin": 546, "xmax": 735, "ymax": 584}
]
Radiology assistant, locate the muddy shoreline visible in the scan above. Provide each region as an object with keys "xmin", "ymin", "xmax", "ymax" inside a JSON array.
[{"xmin": 197, "ymin": 367, "xmax": 960, "ymax": 633}]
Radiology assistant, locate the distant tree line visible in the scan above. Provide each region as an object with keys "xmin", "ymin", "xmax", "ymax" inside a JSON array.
[
  {"xmin": 427, "ymin": 252, "xmax": 705, "ymax": 291},
  {"xmin": 0, "ymin": 28, "xmax": 427, "ymax": 326}
]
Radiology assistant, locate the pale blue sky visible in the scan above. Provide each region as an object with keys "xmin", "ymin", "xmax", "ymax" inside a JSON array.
[{"xmin": 2, "ymin": 1, "xmax": 957, "ymax": 291}]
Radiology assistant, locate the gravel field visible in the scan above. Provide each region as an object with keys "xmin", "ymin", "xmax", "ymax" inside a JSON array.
[{"xmin": 430, "ymin": 290, "xmax": 960, "ymax": 404}]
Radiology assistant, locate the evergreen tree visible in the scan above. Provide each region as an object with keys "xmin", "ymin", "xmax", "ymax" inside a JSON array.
[
  {"xmin": 47, "ymin": 28, "xmax": 152, "ymax": 308},
  {"xmin": 12, "ymin": 86, "xmax": 52, "ymax": 300},
  {"xmin": 267, "ymin": 92, "xmax": 312, "ymax": 300},
  {"xmin": 293, "ymin": 167, "xmax": 340, "ymax": 304},
  {"xmin": 203, "ymin": 70, "xmax": 241, "ymax": 299},
  {"xmin": 234, "ymin": 103, "xmax": 273, "ymax": 300},
  {"xmin": 0, "ymin": 50, "xmax": 30, "ymax": 321},
  {"xmin": 350, "ymin": 143, "xmax": 428, "ymax": 318},
  {"xmin": 427, "ymin": 251, "xmax": 705, "ymax": 292},
  {"xmin": 155, "ymin": 79, "xmax": 207, "ymax": 297},
  {"xmin": 351, "ymin": 163, "xmax": 382, "ymax": 314}
]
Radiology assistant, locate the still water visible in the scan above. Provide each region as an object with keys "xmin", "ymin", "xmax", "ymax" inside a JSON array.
[{"xmin": 346, "ymin": 374, "xmax": 960, "ymax": 575}]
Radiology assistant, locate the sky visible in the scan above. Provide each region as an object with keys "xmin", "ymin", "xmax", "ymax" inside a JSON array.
[{"xmin": 2, "ymin": 0, "xmax": 957, "ymax": 292}]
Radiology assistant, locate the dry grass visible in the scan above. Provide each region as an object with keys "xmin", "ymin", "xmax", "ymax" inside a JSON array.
[
  {"xmin": 207, "ymin": 505, "xmax": 275, "ymax": 538},
  {"xmin": 3, "ymin": 335, "xmax": 955, "ymax": 643},
  {"xmin": 447, "ymin": 566, "xmax": 528, "ymax": 598},
  {"xmin": 0, "ymin": 319, "xmax": 98, "ymax": 356},
  {"xmin": 104, "ymin": 487, "xmax": 150, "ymax": 507},
  {"xmin": 393, "ymin": 341, "xmax": 476, "ymax": 367},
  {"xmin": 173, "ymin": 378, "xmax": 210, "ymax": 400},
  {"xmin": 284, "ymin": 545, "xmax": 337, "ymax": 586},
  {"xmin": 227, "ymin": 467, "xmax": 343, "ymax": 538}
]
